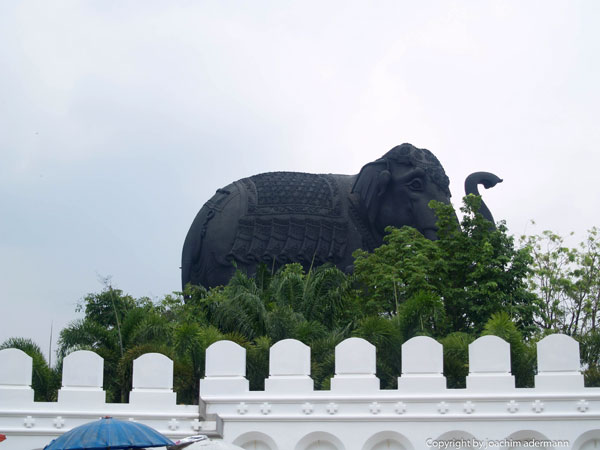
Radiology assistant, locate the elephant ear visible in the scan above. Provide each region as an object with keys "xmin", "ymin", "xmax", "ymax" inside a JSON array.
[{"xmin": 352, "ymin": 160, "xmax": 390, "ymax": 227}]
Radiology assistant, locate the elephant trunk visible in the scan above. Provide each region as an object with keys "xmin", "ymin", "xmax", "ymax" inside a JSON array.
[{"xmin": 464, "ymin": 172, "xmax": 503, "ymax": 228}]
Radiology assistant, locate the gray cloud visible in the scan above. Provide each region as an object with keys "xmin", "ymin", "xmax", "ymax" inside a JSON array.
[{"xmin": 1, "ymin": 1, "xmax": 599, "ymax": 359}]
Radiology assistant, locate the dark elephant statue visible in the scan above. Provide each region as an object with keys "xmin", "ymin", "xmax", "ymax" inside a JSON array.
[{"xmin": 182, "ymin": 143, "xmax": 501, "ymax": 289}]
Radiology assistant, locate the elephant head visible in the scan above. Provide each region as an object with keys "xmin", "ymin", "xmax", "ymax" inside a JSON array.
[
  {"xmin": 352, "ymin": 143, "xmax": 452, "ymax": 240},
  {"xmin": 352, "ymin": 144, "xmax": 503, "ymax": 239}
]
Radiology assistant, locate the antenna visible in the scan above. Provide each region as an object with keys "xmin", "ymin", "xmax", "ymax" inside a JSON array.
[{"xmin": 48, "ymin": 321, "xmax": 53, "ymax": 368}]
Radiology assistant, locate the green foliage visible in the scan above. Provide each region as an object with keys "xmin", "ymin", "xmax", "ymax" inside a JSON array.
[
  {"xmin": 354, "ymin": 227, "xmax": 442, "ymax": 318},
  {"xmin": 246, "ymin": 336, "xmax": 272, "ymax": 390},
  {"xmin": 578, "ymin": 329, "xmax": 600, "ymax": 387},
  {"xmin": 432, "ymin": 196, "xmax": 536, "ymax": 335},
  {"xmin": 440, "ymin": 332, "xmax": 474, "ymax": 388},
  {"xmin": 579, "ymin": 329, "xmax": 600, "ymax": 367},
  {"xmin": 354, "ymin": 195, "xmax": 536, "ymax": 337},
  {"xmin": 521, "ymin": 229, "xmax": 577, "ymax": 332},
  {"xmin": 76, "ymin": 286, "xmax": 137, "ymax": 331},
  {"xmin": 309, "ymin": 328, "xmax": 349, "ymax": 390},
  {"xmin": 396, "ymin": 291, "xmax": 446, "ymax": 339},
  {"xmin": 265, "ymin": 306, "xmax": 304, "ymax": 341},
  {"xmin": 213, "ymin": 272, "xmax": 267, "ymax": 339},
  {"xmin": 523, "ymin": 227, "xmax": 600, "ymax": 335}
]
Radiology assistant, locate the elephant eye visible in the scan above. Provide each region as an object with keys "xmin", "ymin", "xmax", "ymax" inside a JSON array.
[{"xmin": 407, "ymin": 178, "xmax": 424, "ymax": 191}]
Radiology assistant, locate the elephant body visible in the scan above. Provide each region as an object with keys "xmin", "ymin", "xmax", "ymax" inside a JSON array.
[
  {"xmin": 183, "ymin": 172, "xmax": 364, "ymax": 288},
  {"xmin": 182, "ymin": 143, "xmax": 500, "ymax": 289}
]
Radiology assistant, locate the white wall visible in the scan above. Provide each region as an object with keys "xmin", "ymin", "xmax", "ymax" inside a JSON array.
[
  {"xmin": 0, "ymin": 350, "xmax": 217, "ymax": 450},
  {"xmin": 1, "ymin": 334, "xmax": 599, "ymax": 450},
  {"xmin": 201, "ymin": 335, "xmax": 600, "ymax": 450}
]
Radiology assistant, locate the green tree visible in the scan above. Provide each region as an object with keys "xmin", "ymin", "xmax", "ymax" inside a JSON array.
[
  {"xmin": 521, "ymin": 229, "xmax": 576, "ymax": 332},
  {"xmin": 58, "ymin": 284, "xmax": 170, "ymax": 402},
  {"xmin": 353, "ymin": 195, "xmax": 536, "ymax": 337},
  {"xmin": 522, "ymin": 227, "xmax": 600, "ymax": 335},
  {"xmin": 432, "ymin": 196, "xmax": 536, "ymax": 335},
  {"xmin": 212, "ymin": 271, "xmax": 267, "ymax": 340},
  {"xmin": 267, "ymin": 263, "xmax": 358, "ymax": 330},
  {"xmin": 573, "ymin": 228, "xmax": 600, "ymax": 333},
  {"xmin": 353, "ymin": 227, "xmax": 443, "ymax": 318}
]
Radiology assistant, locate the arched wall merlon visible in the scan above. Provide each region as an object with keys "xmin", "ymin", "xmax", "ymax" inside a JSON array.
[
  {"xmin": 201, "ymin": 340, "xmax": 249, "ymax": 396},
  {"xmin": 331, "ymin": 337, "xmax": 379, "ymax": 393},
  {"xmin": 335, "ymin": 337, "xmax": 376, "ymax": 375},
  {"xmin": 401, "ymin": 336, "xmax": 443, "ymax": 374},
  {"xmin": 205, "ymin": 340, "xmax": 246, "ymax": 377},
  {"xmin": 466, "ymin": 336, "xmax": 514, "ymax": 391},
  {"xmin": 58, "ymin": 350, "xmax": 106, "ymax": 405},
  {"xmin": 132, "ymin": 353, "xmax": 173, "ymax": 389},
  {"xmin": 265, "ymin": 339, "xmax": 313, "ymax": 392},
  {"xmin": 0, "ymin": 348, "xmax": 35, "ymax": 405},
  {"xmin": 398, "ymin": 336, "xmax": 445, "ymax": 392},
  {"xmin": 0, "ymin": 348, "xmax": 32, "ymax": 386},
  {"xmin": 535, "ymin": 333, "xmax": 584, "ymax": 391},
  {"xmin": 537, "ymin": 334, "xmax": 581, "ymax": 372},
  {"xmin": 62, "ymin": 350, "xmax": 104, "ymax": 388},
  {"xmin": 269, "ymin": 339, "xmax": 310, "ymax": 376},
  {"xmin": 469, "ymin": 336, "xmax": 511, "ymax": 373},
  {"xmin": 129, "ymin": 352, "xmax": 176, "ymax": 406}
]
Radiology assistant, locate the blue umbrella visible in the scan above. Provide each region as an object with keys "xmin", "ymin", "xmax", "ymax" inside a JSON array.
[{"xmin": 44, "ymin": 416, "xmax": 175, "ymax": 450}]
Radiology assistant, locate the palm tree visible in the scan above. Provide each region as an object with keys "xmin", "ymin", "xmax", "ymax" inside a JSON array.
[
  {"xmin": 353, "ymin": 316, "xmax": 404, "ymax": 389},
  {"xmin": 439, "ymin": 332, "xmax": 474, "ymax": 388},
  {"xmin": 212, "ymin": 271, "xmax": 267, "ymax": 339}
]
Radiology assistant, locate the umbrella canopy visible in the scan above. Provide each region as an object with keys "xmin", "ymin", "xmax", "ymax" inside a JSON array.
[{"xmin": 44, "ymin": 417, "xmax": 174, "ymax": 450}]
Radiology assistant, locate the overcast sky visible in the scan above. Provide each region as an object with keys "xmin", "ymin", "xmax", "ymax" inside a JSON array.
[{"xmin": 1, "ymin": 1, "xmax": 599, "ymax": 362}]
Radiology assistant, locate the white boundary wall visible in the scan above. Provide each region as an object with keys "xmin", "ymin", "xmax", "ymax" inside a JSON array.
[
  {"xmin": 0, "ymin": 350, "xmax": 219, "ymax": 450},
  {"xmin": 1, "ymin": 334, "xmax": 600, "ymax": 449},
  {"xmin": 202, "ymin": 335, "xmax": 600, "ymax": 450}
]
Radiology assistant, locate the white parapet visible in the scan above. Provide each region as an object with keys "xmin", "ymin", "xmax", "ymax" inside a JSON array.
[
  {"xmin": 1, "ymin": 332, "xmax": 599, "ymax": 450},
  {"xmin": 58, "ymin": 350, "xmax": 106, "ymax": 404},
  {"xmin": 129, "ymin": 352, "xmax": 177, "ymax": 406},
  {"xmin": 466, "ymin": 335, "xmax": 515, "ymax": 392},
  {"xmin": 201, "ymin": 340, "xmax": 249, "ymax": 396},
  {"xmin": 398, "ymin": 336, "xmax": 446, "ymax": 392},
  {"xmin": 330, "ymin": 337, "xmax": 380, "ymax": 393},
  {"xmin": 265, "ymin": 339, "xmax": 313, "ymax": 393},
  {"xmin": 535, "ymin": 334, "xmax": 585, "ymax": 391},
  {"xmin": 0, "ymin": 348, "xmax": 34, "ymax": 405}
]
